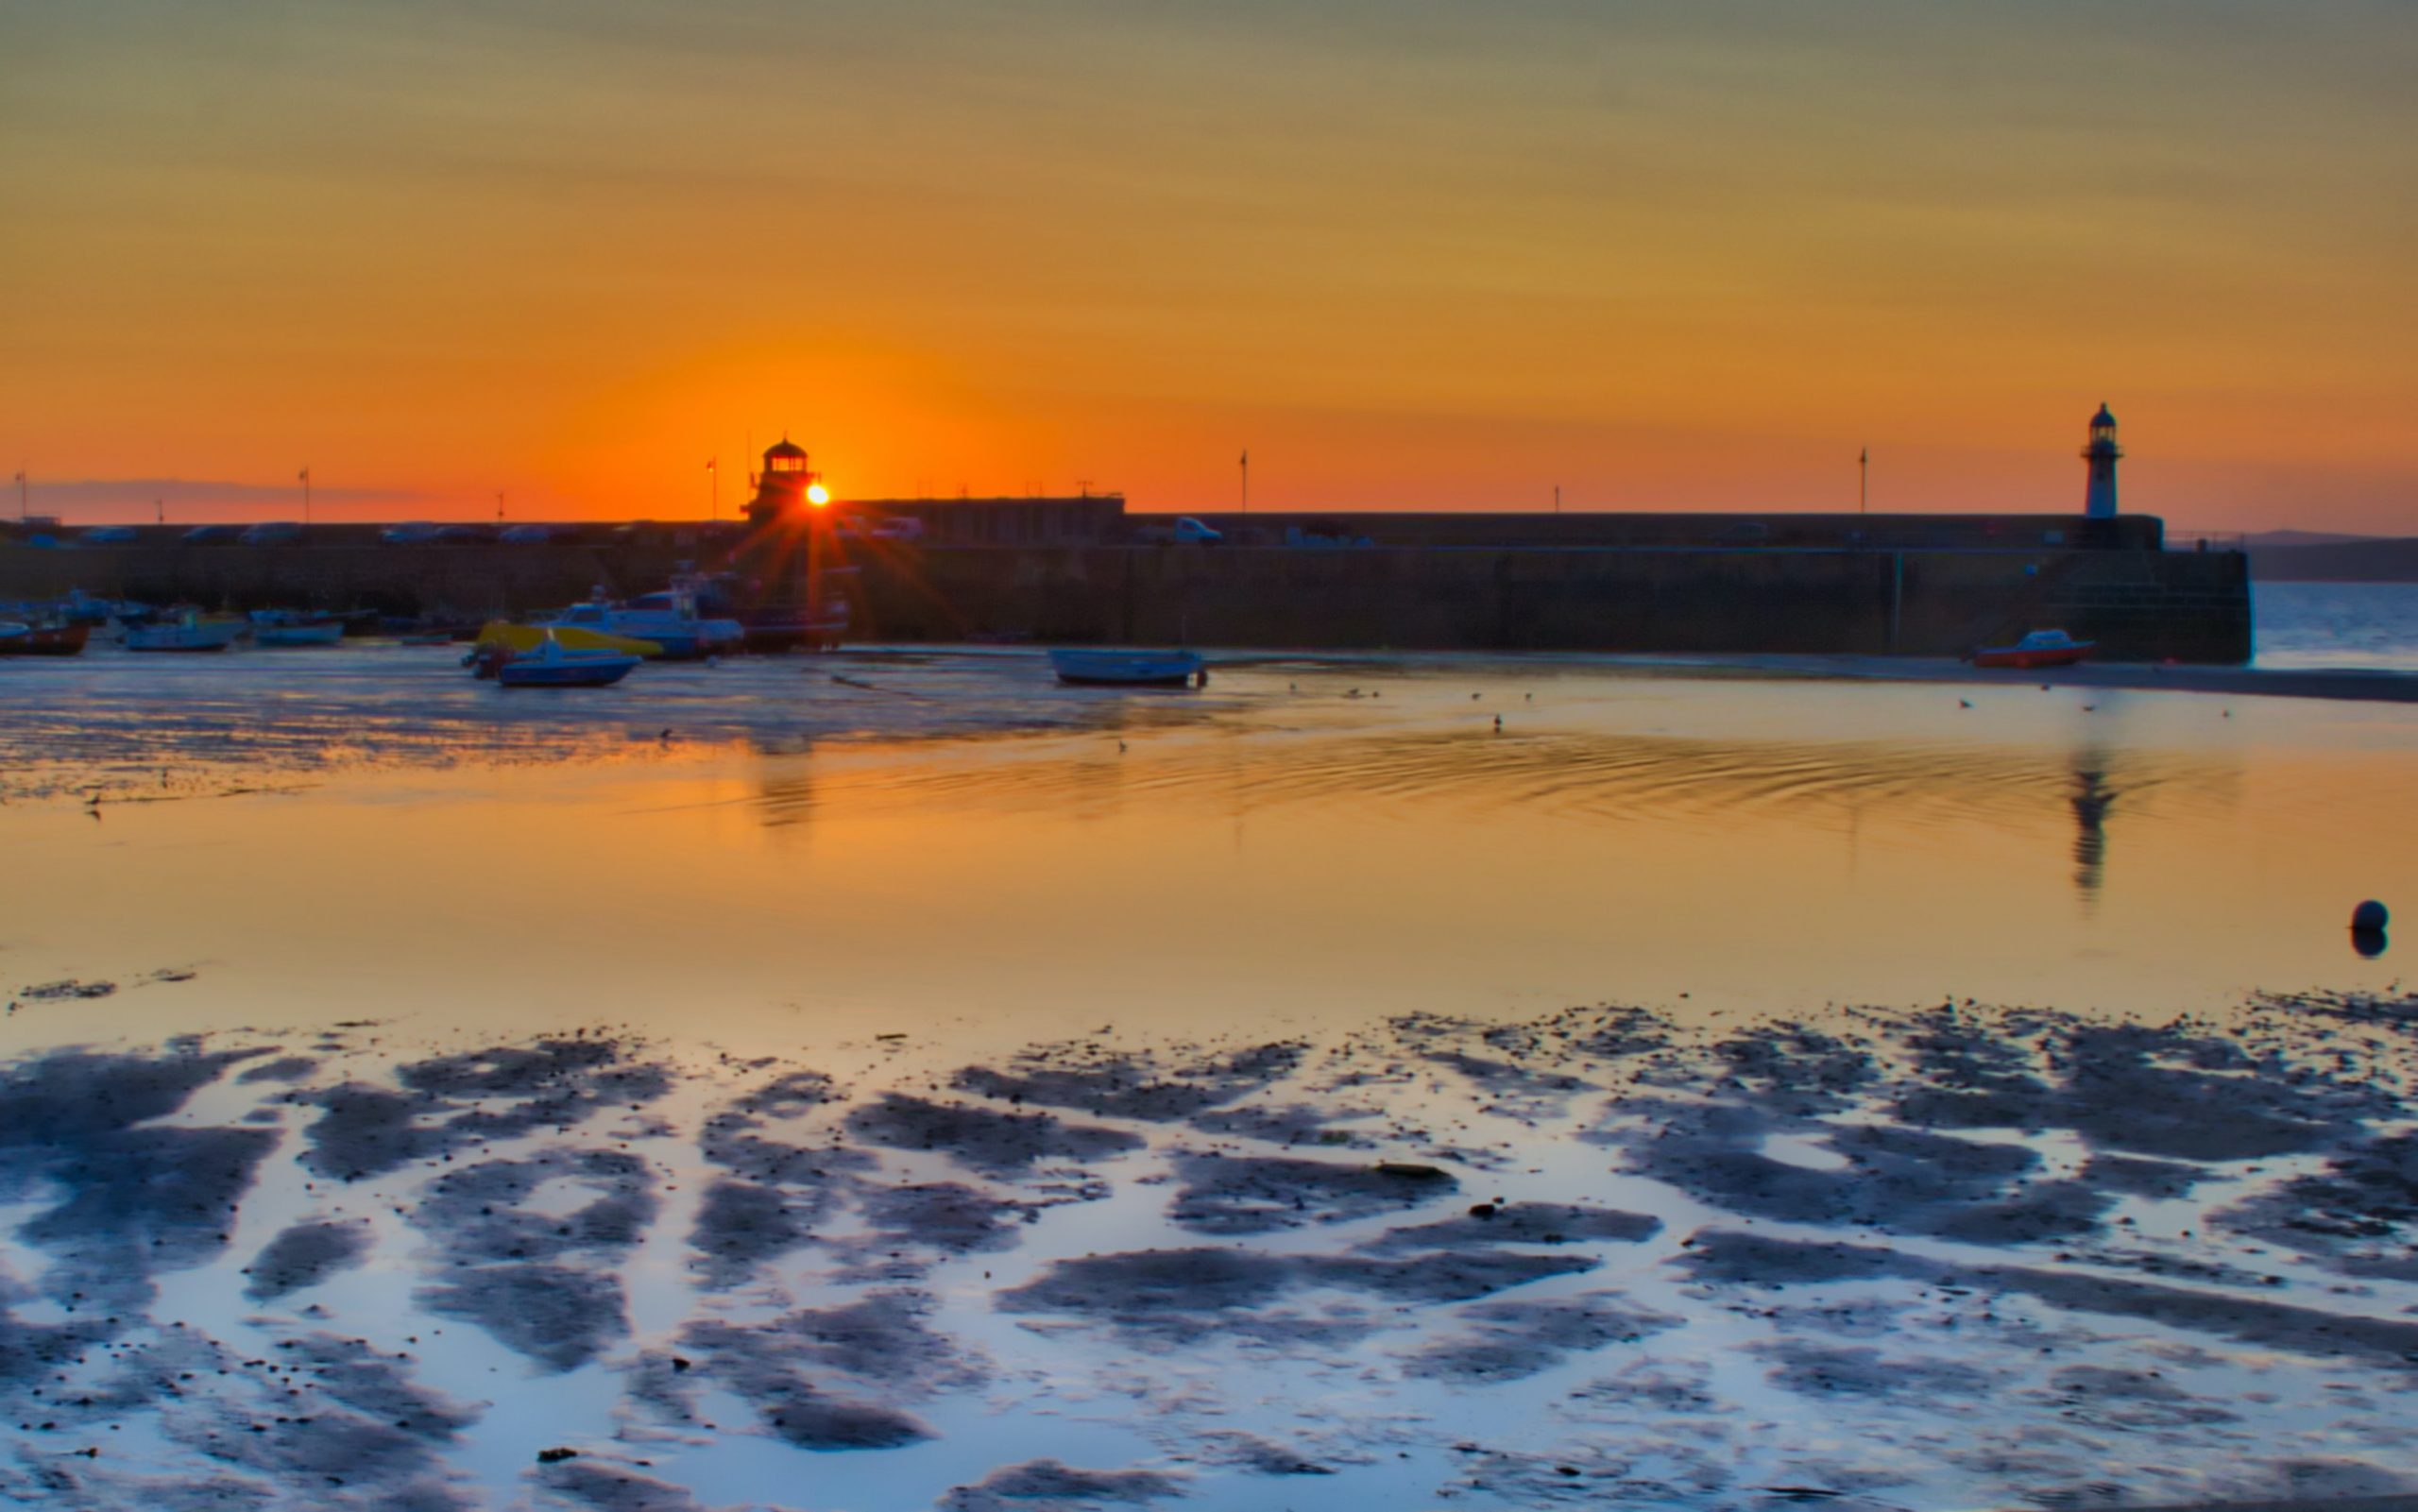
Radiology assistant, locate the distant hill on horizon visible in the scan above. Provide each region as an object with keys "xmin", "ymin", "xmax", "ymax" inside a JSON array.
[
  {"xmin": 2250, "ymin": 536, "xmax": 2418, "ymax": 582},
  {"xmin": 2242, "ymin": 530, "xmax": 2381, "ymax": 548}
]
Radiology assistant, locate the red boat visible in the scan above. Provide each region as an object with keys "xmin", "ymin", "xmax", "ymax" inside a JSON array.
[
  {"xmin": 1970, "ymin": 628, "xmax": 2093, "ymax": 670},
  {"xmin": 0, "ymin": 622, "xmax": 90, "ymax": 656}
]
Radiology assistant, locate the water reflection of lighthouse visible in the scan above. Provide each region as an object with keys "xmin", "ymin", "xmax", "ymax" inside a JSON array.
[{"xmin": 2069, "ymin": 749, "xmax": 2115, "ymax": 906}]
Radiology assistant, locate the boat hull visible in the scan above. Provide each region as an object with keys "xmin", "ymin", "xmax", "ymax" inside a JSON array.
[
  {"xmin": 1048, "ymin": 649, "xmax": 1205, "ymax": 688},
  {"xmin": 496, "ymin": 654, "xmax": 640, "ymax": 688},
  {"xmin": 252, "ymin": 622, "xmax": 345, "ymax": 647},
  {"xmin": 0, "ymin": 624, "xmax": 89, "ymax": 656},
  {"xmin": 125, "ymin": 621, "xmax": 245, "ymax": 652},
  {"xmin": 1971, "ymin": 644, "xmax": 2094, "ymax": 670}
]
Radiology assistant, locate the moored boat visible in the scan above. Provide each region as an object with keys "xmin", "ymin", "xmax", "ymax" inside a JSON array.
[
  {"xmin": 1047, "ymin": 648, "xmax": 1207, "ymax": 688},
  {"xmin": 480, "ymin": 632, "xmax": 641, "ymax": 688},
  {"xmin": 248, "ymin": 610, "xmax": 346, "ymax": 647},
  {"xmin": 1970, "ymin": 628, "xmax": 2095, "ymax": 670},
  {"xmin": 536, "ymin": 578, "xmax": 744, "ymax": 659},
  {"xmin": 0, "ymin": 622, "xmax": 91, "ymax": 656},
  {"xmin": 125, "ymin": 612, "xmax": 246, "ymax": 653}
]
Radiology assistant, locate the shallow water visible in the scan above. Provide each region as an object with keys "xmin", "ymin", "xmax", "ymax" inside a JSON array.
[{"xmin": 1, "ymin": 647, "xmax": 2413, "ymax": 1510}]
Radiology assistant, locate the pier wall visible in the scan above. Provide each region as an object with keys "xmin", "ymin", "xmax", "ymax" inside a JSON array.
[
  {"xmin": 855, "ymin": 545, "xmax": 2249, "ymax": 662},
  {"xmin": 0, "ymin": 538, "xmax": 2251, "ymax": 662}
]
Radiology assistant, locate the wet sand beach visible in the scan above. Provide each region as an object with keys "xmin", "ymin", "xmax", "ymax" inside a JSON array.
[{"xmin": 1, "ymin": 646, "xmax": 2412, "ymax": 1509}]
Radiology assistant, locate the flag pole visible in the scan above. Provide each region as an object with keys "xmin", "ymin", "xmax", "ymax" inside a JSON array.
[
  {"xmin": 1240, "ymin": 449, "xmax": 1249, "ymax": 514},
  {"xmin": 300, "ymin": 467, "xmax": 312, "ymax": 525},
  {"xmin": 1858, "ymin": 448, "xmax": 1868, "ymax": 515}
]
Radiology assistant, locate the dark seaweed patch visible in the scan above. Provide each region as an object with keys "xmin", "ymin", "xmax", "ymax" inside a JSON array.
[
  {"xmin": 844, "ymin": 1094, "xmax": 1142, "ymax": 1173},
  {"xmin": 245, "ymin": 1221, "xmax": 371, "ymax": 1301},
  {"xmin": 1166, "ymin": 1152, "xmax": 1461, "ymax": 1233}
]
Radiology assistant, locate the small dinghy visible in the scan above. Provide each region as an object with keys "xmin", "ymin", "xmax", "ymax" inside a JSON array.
[
  {"xmin": 1047, "ymin": 648, "xmax": 1206, "ymax": 688},
  {"xmin": 1970, "ymin": 628, "xmax": 2094, "ymax": 670}
]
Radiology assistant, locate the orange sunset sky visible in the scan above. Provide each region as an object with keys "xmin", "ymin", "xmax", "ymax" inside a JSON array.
[{"xmin": 4, "ymin": 1, "xmax": 2413, "ymax": 530}]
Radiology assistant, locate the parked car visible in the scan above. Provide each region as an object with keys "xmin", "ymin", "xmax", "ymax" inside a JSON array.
[
  {"xmin": 381, "ymin": 522, "xmax": 441, "ymax": 544},
  {"xmin": 1172, "ymin": 517, "xmax": 1223, "ymax": 545},
  {"xmin": 870, "ymin": 517, "xmax": 925, "ymax": 541},
  {"xmin": 240, "ymin": 521, "xmax": 304, "ymax": 546},
  {"xmin": 79, "ymin": 525, "xmax": 140, "ymax": 545},
  {"xmin": 434, "ymin": 523, "xmax": 497, "ymax": 544},
  {"xmin": 499, "ymin": 524, "xmax": 556, "ymax": 544},
  {"xmin": 181, "ymin": 524, "xmax": 241, "ymax": 544}
]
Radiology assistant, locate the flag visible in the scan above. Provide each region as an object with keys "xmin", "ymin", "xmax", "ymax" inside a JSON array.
[
  {"xmin": 298, "ymin": 467, "xmax": 310, "ymax": 483},
  {"xmin": 1859, "ymin": 448, "xmax": 1867, "ymax": 466},
  {"xmin": 1240, "ymin": 450, "xmax": 1249, "ymax": 467}
]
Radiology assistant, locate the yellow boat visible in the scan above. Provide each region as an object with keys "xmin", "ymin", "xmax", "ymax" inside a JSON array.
[{"xmin": 474, "ymin": 620, "xmax": 661, "ymax": 658}]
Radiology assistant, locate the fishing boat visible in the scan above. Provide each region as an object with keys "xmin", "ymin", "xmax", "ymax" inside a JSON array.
[
  {"xmin": 481, "ymin": 631, "xmax": 640, "ymax": 688},
  {"xmin": 125, "ymin": 611, "xmax": 246, "ymax": 653},
  {"xmin": 0, "ymin": 622, "xmax": 91, "ymax": 656},
  {"xmin": 248, "ymin": 610, "xmax": 346, "ymax": 647},
  {"xmin": 1047, "ymin": 648, "xmax": 1206, "ymax": 688},
  {"xmin": 536, "ymin": 578, "xmax": 744, "ymax": 659},
  {"xmin": 1970, "ymin": 628, "xmax": 2095, "ymax": 670}
]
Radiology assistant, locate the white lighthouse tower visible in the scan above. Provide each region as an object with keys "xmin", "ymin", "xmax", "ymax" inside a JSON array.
[{"xmin": 2082, "ymin": 402, "xmax": 2120, "ymax": 518}]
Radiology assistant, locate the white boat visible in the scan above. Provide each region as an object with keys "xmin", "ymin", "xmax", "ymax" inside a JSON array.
[
  {"xmin": 248, "ymin": 610, "xmax": 346, "ymax": 647},
  {"xmin": 1047, "ymin": 648, "xmax": 1206, "ymax": 688},
  {"xmin": 536, "ymin": 580, "xmax": 744, "ymax": 659},
  {"xmin": 125, "ymin": 612, "xmax": 246, "ymax": 653}
]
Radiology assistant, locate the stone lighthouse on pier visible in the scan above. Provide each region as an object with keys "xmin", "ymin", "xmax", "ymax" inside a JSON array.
[{"xmin": 2083, "ymin": 403, "xmax": 2120, "ymax": 518}]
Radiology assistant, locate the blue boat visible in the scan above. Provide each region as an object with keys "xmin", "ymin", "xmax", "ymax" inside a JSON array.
[{"xmin": 489, "ymin": 634, "xmax": 641, "ymax": 688}]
